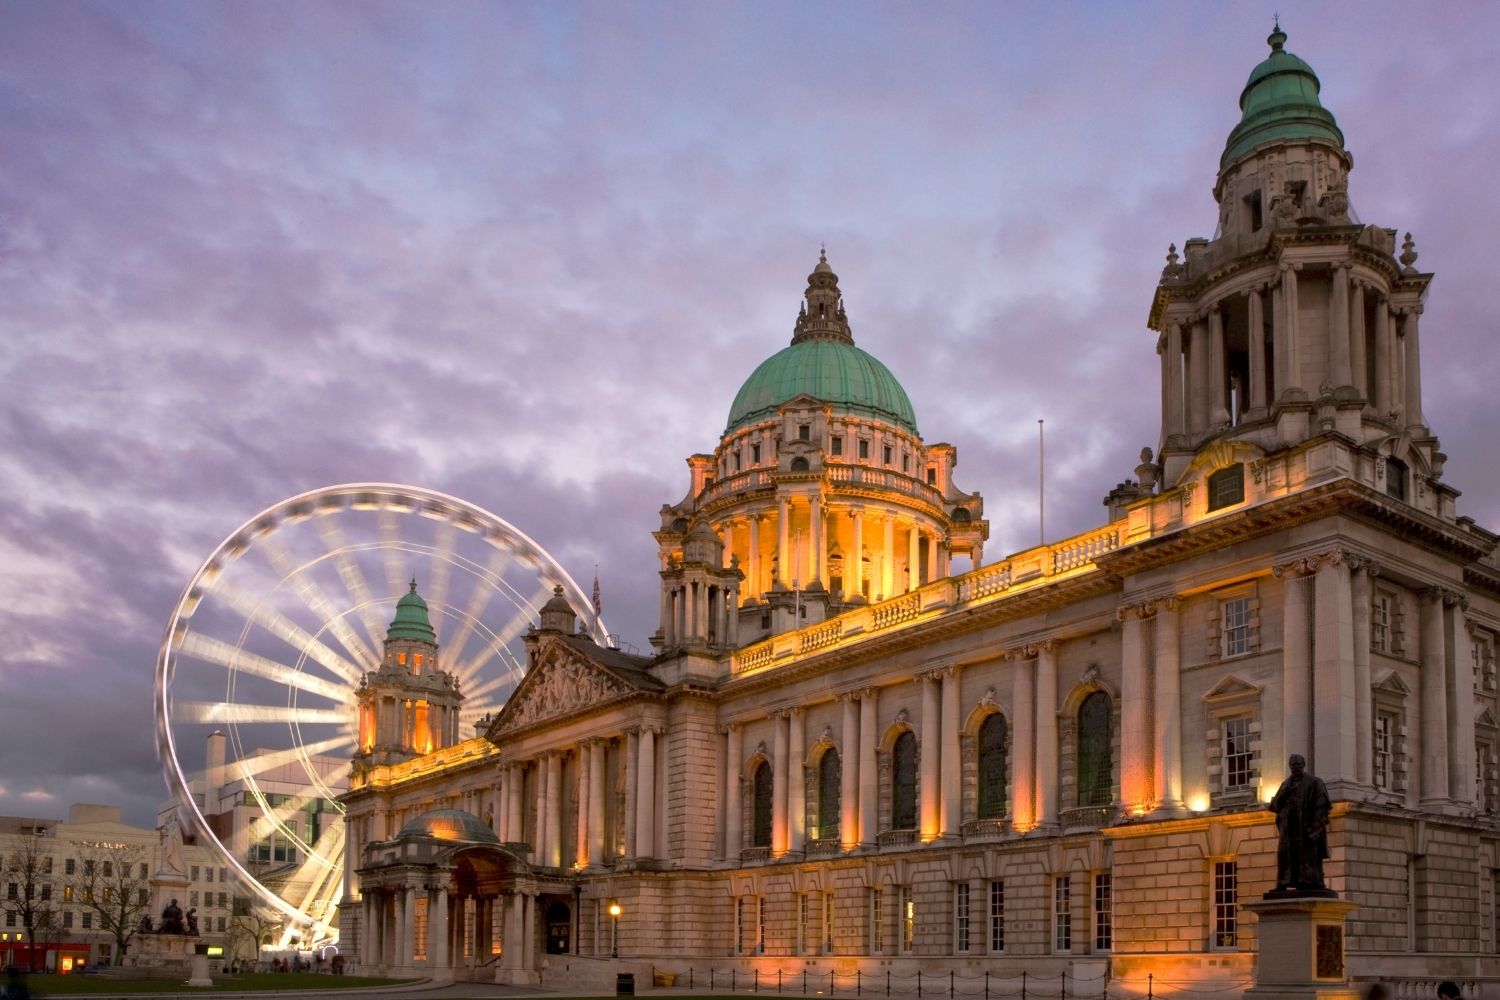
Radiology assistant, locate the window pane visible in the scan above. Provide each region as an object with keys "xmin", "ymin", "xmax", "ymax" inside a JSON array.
[
  {"xmin": 1207, "ymin": 464, "xmax": 1245, "ymax": 511},
  {"xmin": 978, "ymin": 714, "xmax": 1008, "ymax": 819},
  {"xmin": 893, "ymin": 732, "xmax": 918, "ymax": 830},
  {"xmin": 1078, "ymin": 693, "xmax": 1112, "ymax": 806},
  {"xmin": 752, "ymin": 762, "xmax": 774, "ymax": 848},
  {"xmin": 819, "ymin": 749, "xmax": 842, "ymax": 841}
]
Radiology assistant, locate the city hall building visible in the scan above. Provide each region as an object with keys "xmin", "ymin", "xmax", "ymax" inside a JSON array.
[{"xmin": 337, "ymin": 27, "xmax": 1500, "ymax": 992}]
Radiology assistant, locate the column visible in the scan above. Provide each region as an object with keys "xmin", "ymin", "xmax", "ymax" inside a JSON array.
[
  {"xmin": 747, "ymin": 515, "xmax": 761, "ymax": 600},
  {"xmin": 859, "ymin": 690, "xmax": 879, "ymax": 847},
  {"xmin": 1010, "ymin": 651, "xmax": 1035, "ymax": 829},
  {"xmin": 1187, "ymin": 317, "xmax": 1208, "ymax": 432},
  {"xmin": 1420, "ymin": 590, "xmax": 1450, "ymax": 805},
  {"xmin": 1283, "ymin": 265, "xmax": 1302, "ymax": 395},
  {"xmin": 434, "ymin": 887, "xmax": 450, "ymax": 972},
  {"xmin": 1208, "ymin": 304, "xmax": 1229, "ymax": 424},
  {"xmin": 674, "ymin": 586, "xmax": 686, "ymax": 646},
  {"xmin": 507, "ymin": 764, "xmax": 523, "ymax": 844},
  {"xmin": 588, "ymin": 740, "xmax": 606, "ymax": 866},
  {"xmin": 399, "ymin": 885, "xmax": 416, "ymax": 970},
  {"xmin": 840, "ymin": 696, "xmax": 860, "ymax": 849},
  {"xmin": 521, "ymin": 894, "xmax": 536, "ymax": 972},
  {"xmin": 919, "ymin": 673, "xmax": 941, "ymax": 840},
  {"xmin": 545, "ymin": 752, "xmax": 563, "ymax": 868},
  {"xmin": 1271, "ymin": 280, "xmax": 1287, "ymax": 401},
  {"xmin": 727, "ymin": 584, "xmax": 740, "ymax": 646},
  {"xmin": 576, "ymin": 746, "xmax": 591, "ymax": 869},
  {"xmin": 940, "ymin": 667, "xmax": 962, "ymax": 838},
  {"xmin": 725, "ymin": 724, "xmax": 743, "ymax": 859},
  {"xmin": 926, "ymin": 529, "xmax": 939, "ymax": 582},
  {"xmin": 1447, "ymin": 594, "xmax": 1476, "ymax": 805},
  {"xmin": 1248, "ymin": 290, "xmax": 1267, "ymax": 414},
  {"xmin": 1373, "ymin": 297, "xmax": 1392, "ymax": 415},
  {"xmin": 1150, "ymin": 599, "xmax": 1183, "ymax": 813},
  {"xmin": 907, "ymin": 522, "xmax": 920, "ymax": 592},
  {"xmin": 1313, "ymin": 553, "xmax": 1356, "ymax": 782},
  {"xmin": 1035, "ymin": 642, "xmax": 1059, "ymax": 827},
  {"xmin": 1119, "ymin": 607, "xmax": 1152, "ymax": 812},
  {"xmin": 772, "ymin": 712, "xmax": 790, "ymax": 856},
  {"xmin": 850, "ymin": 510, "xmax": 864, "ymax": 600},
  {"xmin": 660, "ymin": 584, "xmax": 674, "ymax": 648},
  {"xmin": 1352, "ymin": 561, "xmax": 1375, "ymax": 787},
  {"xmin": 809, "ymin": 494, "xmax": 824, "ymax": 585},
  {"xmin": 636, "ymin": 725, "xmax": 657, "ymax": 859},
  {"xmin": 498, "ymin": 893, "xmax": 515, "ymax": 972},
  {"xmin": 623, "ymin": 730, "xmax": 638, "ymax": 859},
  {"xmin": 777, "ymin": 496, "xmax": 791, "ymax": 587},
  {"xmin": 1350, "ymin": 280, "xmax": 1368, "ymax": 398},
  {"xmin": 1330, "ymin": 262, "xmax": 1352, "ymax": 387},
  {"xmin": 788, "ymin": 709, "xmax": 806, "ymax": 854},
  {"xmin": 1280, "ymin": 564, "xmax": 1312, "ymax": 765},
  {"xmin": 362, "ymin": 892, "xmax": 376, "ymax": 968},
  {"xmin": 1402, "ymin": 308, "xmax": 1425, "ymax": 431},
  {"xmin": 1165, "ymin": 321, "xmax": 1186, "ymax": 438},
  {"xmin": 881, "ymin": 517, "xmax": 895, "ymax": 600}
]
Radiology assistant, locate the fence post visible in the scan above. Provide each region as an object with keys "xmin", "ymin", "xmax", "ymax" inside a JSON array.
[
  {"xmin": 804, "ymin": 970, "xmax": 808, "ymax": 994},
  {"xmin": 950, "ymin": 970, "xmax": 955, "ymax": 999},
  {"xmin": 1022, "ymin": 971, "xmax": 1027, "ymax": 1000},
  {"xmin": 985, "ymin": 971, "xmax": 990, "ymax": 1000},
  {"xmin": 887, "ymin": 970, "xmax": 892, "ymax": 997},
  {"xmin": 1063, "ymin": 969, "xmax": 1068, "ymax": 1000},
  {"xmin": 831, "ymin": 970, "xmax": 837, "ymax": 996},
  {"xmin": 754, "ymin": 969, "xmax": 759, "ymax": 993},
  {"xmin": 1147, "ymin": 973, "xmax": 1153, "ymax": 1000},
  {"xmin": 778, "ymin": 969, "xmax": 783, "ymax": 994},
  {"xmin": 918, "ymin": 971, "xmax": 923, "ymax": 999}
]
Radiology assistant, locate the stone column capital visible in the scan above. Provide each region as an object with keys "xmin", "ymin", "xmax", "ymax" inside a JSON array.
[{"xmin": 1115, "ymin": 600, "xmax": 1158, "ymax": 623}]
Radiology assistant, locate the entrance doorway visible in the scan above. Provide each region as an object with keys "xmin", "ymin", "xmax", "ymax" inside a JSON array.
[{"xmin": 544, "ymin": 901, "xmax": 571, "ymax": 955}]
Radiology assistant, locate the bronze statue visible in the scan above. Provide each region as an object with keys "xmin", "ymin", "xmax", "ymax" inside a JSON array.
[
  {"xmin": 160, "ymin": 897, "xmax": 186, "ymax": 935},
  {"xmin": 1268, "ymin": 754, "xmax": 1332, "ymax": 894}
]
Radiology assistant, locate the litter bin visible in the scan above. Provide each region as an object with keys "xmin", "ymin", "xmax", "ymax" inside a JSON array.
[{"xmin": 617, "ymin": 972, "xmax": 636, "ymax": 996}]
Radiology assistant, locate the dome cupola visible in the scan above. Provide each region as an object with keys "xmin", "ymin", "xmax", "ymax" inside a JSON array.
[{"xmin": 1221, "ymin": 23, "xmax": 1345, "ymax": 172}]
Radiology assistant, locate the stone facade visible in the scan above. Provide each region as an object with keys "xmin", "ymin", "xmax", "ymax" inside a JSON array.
[{"xmin": 337, "ymin": 26, "xmax": 1500, "ymax": 995}]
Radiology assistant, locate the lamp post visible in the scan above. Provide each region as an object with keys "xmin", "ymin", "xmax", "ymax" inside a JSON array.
[{"xmin": 609, "ymin": 902, "xmax": 621, "ymax": 958}]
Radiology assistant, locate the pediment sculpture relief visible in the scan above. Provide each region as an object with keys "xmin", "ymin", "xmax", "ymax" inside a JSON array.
[{"xmin": 499, "ymin": 653, "xmax": 631, "ymax": 732}]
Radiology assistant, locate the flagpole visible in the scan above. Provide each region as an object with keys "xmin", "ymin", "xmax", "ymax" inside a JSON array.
[{"xmin": 1038, "ymin": 419, "xmax": 1046, "ymax": 546}]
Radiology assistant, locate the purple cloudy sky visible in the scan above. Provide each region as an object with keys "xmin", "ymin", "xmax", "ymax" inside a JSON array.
[{"xmin": 3, "ymin": 2, "xmax": 1498, "ymax": 827}]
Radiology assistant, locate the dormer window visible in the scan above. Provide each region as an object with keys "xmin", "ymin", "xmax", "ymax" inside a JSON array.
[
  {"xmin": 1385, "ymin": 457, "xmax": 1408, "ymax": 502},
  {"xmin": 1207, "ymin": 464, "xmax": 1245, "ymax": 511}
]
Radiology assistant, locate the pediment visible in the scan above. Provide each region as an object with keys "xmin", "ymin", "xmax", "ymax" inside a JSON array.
[
  {"xmin": 1204, "ymin": 674, "xmax": 1261, "ymax": 704},
  {"xmin": 489, "ymin": 643, "xmax": 636, "ymax": 737},
  {"xmin": 1371, "ymin": 668, "xmax": 1410, "ymax": 695}
]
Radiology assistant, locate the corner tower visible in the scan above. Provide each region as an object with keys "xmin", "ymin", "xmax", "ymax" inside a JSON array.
[
  {"xmin": 353, "ymin": 581, "xmax": 463, "ymax": 771},
  {"xmin": 1148, "ymin": 24, "xmax": 1443, "ymax": 501},
  {"xmin": 653, "ymin": 252, "xmax": 988, "ymax": 655}
]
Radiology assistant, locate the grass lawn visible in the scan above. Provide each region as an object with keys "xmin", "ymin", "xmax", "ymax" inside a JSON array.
[{"xmin": 9, "ymin": 972, "xmax": 413, "ymax": 994}]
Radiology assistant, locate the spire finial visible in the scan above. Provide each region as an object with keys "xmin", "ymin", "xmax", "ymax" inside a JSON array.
[
  {"xmin": 409, "ymin": 577, "xmax": 418, "ymax": 593},
  {"xmin": 1268, "ymin": 15, "xmax": 1287, "ymax": 52}
]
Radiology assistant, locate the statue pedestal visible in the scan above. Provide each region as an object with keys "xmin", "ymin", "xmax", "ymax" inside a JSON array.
[
  {"xmin": 1244, "ymin": 895, "xmax": 1359, "ymax": 1000},
  {"xmin": 186, "ymin": 950, "xmax": 213, "ymax": 988},
  {"xmin": 151, "ymin": 872, "xmax": 190, "ymax": 924}
]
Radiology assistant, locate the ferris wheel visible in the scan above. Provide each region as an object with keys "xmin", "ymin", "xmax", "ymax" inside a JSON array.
[{"xmin": 154, "ymin": 484, "xmax": 606, "ymax": 944}]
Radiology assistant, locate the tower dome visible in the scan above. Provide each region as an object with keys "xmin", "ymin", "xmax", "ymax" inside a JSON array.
[
  {"xmin": 386, "ymin": 579, "xmax": 437, "ymax": 643},
  {"xmin": 724, "ymin": 251, "xmax": 918, "ymax": 435},
  {"xmin": 1221, "ymin": 24, "xmax": 1345, "ymax": 171}
]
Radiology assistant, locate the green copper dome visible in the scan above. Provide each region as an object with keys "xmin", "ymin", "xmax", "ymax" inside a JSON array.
[
  {"xmin": 725, "ymin": 252, "xmax": 918, "ymax": 436},
  {"xmin": 386, "ymin": 580, "xmax": 437, "ymax": 644},
  {"xmin": 1221, "ymin": 25, "xmax": 1345, "ymax": 170}
]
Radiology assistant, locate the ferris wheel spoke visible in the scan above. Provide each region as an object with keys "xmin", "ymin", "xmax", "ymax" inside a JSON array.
[
  {"xmin": 439, "ymin": 547, "xmax": 513, "ymax": 667},
  {"xmin": 229, "ymin": 736, "xmax": 356, "ymax": 784},
  {"xmin": 175, "ymin": 633, "xmax": 353, "ymax": 705},
  {"xmin": 421, "ymin": 521, "xmax": 459, "ymax": 638},
  {"xmin": 454, "ymin": 581, "xmax": 553, "ymax": 682},
  {"xmin": 255, "ymin": 532, "xmax": 378, "ymax": 670},
  {"xmin": 315, "ymin": 516, "xmax": 388, "ymax": 655},
  {"xmin": 208, "ymin": 578, "xmax": 364, "ymax": 686},
  {"xmin": 179, "ymin": 701, "xmax": 351, "ymax": 726},
  {"xmin": 464, "ymin": 667, "xmax": 524, "ymax": 703},
  {"xmin": 379, "ymin": 509, "xmax": 407, "ymax": 597}
]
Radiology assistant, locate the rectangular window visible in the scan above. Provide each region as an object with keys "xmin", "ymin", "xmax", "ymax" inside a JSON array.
[
  {"xmin": 902, "ymin": 455, "xmax": 910, "ymax": 473},
  {"xmin": 752, "ymin": 443, "xmax": 762, "ymax": 464},
  {"xmin": 734, "ymin": 897, "xmax": 746, "ymax": 956},
  {"xmin": 757, "ymin": 896, "xmax": 766, "ymax": 955},
  {"xmin": 798, "ymin": 424, "xmax": 811, "ymax": 442},
  {"xmin": 871, "ymin": 888, "xmax": 884, "ymax": 955},
  {"xmin": 82, "ymin": 912, "xmax": 93, "ymax": 930},
  {"xmin": 824, "ymin": 891, "xmax": 835, "ymax": 955},
  {"xmin": 205, "ymin": 867, "xmax": 213, "ymax": 883},
  {"xmin": 1224, "ymin": 717, "xmax": 1252, "ymax": 790},
  {"xmin": 797, "ymin": 892, "xmax": 811, "ymax": 954},
  {"xmin": 190, "ymin": 890, "xmax": 199, "ymax": 907},
  {"xmin": 899, "ymin": 885, "xmax": 915, "ymax": 954},
  {"xmin": 1372, "ymin": 595, "xmax": 1392, "ymax": 653},
  {"xmin": 1207, "ymin": 463, "xmax": 1245, "ymax": 510},
  {"xmin": 5, "ymin": 883, "xmax": 15, "ymax": 900},
  {"xmin": 883, "ymin": 445, "xmax": 893, "ymax": 466},
  {"xmin": 1222, "ymin": 597, "xmax": 1251, "ymax": 657},
  {"xmin": 40, "ymin": 883, "xmax": 51, "ymax": 901},
  {"xmin": 1213, "ymin": 861, "xmax": 1238, "ymax": 948},
  {"xmin": 65, "ymin": 858, "xmax": 75, "ymax": 876},
  {"xmin": 218, "ymin": 892, "xmax": 227, "ymax": 909},
  {"xmin": 102, "ymin": 861, "xmax": 112, "ymax": 877},
  {"xmin": 63, "ymin": 885, "xmax": 73, "ymax": 902},
  {"xmin": 1093, "ymin": 874, "xmax": 1112, "ymax": 951},
  {"xmin": 1373, "ymin": 714, "xmax": 1393, "ymax": 790},
  {"xmin": 63, "ymin": 911, "xmax": 74, "ymax": 929},
  {"xmin": 190, "ymin": 865, "xmax": 199, "ymax": 881},
  {"xmin": 858, "ymin": 439, "xmax": 869, "ymax": 460},
  {"xmin": 831, "ymin": 436, "xmax": 843, "ymax": 456},
  {"xmin": 139, "ymin": 889, "xmax": 149, "ymax": 906},
  {"xmin": 1053, "ymin": 876, "xmax": 1071, "ymax": 953},
  {"xmin": 954, "ymin": 882, "xmax": 970, "ymax": 954},
  {"xmin": 988, "ymin": 880, "xmax": 1005, "ymax": 952},
  {"xmin": 927, "ymin": 467, "xmax": 937, "ymax": 485},
  {"xmin": 42, "ymin": 857, "xmax": 52, "ymax": 875}
]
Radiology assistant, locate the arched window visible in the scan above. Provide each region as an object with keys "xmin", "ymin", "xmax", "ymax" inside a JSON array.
[
  {"xmin": 1077, "ymin": 692, "xmax": 1112, "ymax": 807},
  {"xmin": 790, "ymin": 457, "xmax": 810, "ymax": 472},
  {"xmin": 817, "ymin": 749, "xmax": 842, "ymax": 841},
  {"xmin": 892, "ymin": 731, "xmax": 917, "ymax": 830},
  {"xmin": 977, "ymin": 713, "xmax": 1008, "ymax": 819},
  {"xmin": 752, "ymin": 761, "xmax": 773, "ymax": 848}
]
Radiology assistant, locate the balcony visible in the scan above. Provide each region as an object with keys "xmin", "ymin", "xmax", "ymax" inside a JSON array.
[
  {"xmin": 961, "ymin": 818, "xmax": 1010, "ymax": 841},
  {"xmin": 876, "ymin": 829, "xmax": 918, "ymax": 849},
  {"xmin": 1060, "ymin": 805, "xmax": 1117, "ymax": 831}
]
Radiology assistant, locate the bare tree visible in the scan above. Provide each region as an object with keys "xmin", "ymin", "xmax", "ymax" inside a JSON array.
[
  {"xmin": 66, "ymin": 842, "xmax": 151, "ymax": 965},
  {"xmin": 225, "ymin": 896, "xmax": 281, "ymax": 967},
  {"xmin": 1, "ymin": 833, "xmax": 59, "ymax": 971}
]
